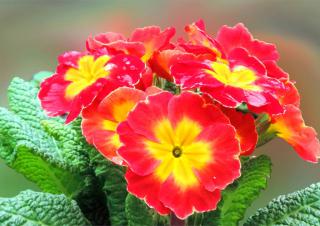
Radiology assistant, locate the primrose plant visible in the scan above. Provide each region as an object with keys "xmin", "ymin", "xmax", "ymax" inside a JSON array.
[{"xmin": 0, "ymin": 19, "xmax": 319, "ymax": 226}]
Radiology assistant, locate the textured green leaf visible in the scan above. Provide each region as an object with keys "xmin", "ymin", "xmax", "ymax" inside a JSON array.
[
  {"xmin": 41, "ymin": 119, "xmax": 89, "ymax": 172},
  {"xmin": 244, "ymin": 182, "xmax": 320, "ymax": 226},
  {"xmin": 12, "ymin": 144, "xmax": 84, "ymax": 196},
  {"xmin": 0, "ymin": 77, "xmax": 90, "ymax": 188},
  {"xmin": 0, "ymin": 134, "xmax": 14, "ymax": 164},
  {"xmin": 8, "ymin": 77, "xmax": 52, "ymax": 130},
  {"xmin": 0, "ymin": 107, "xmax": 62, "ymax": 163},
  {"xmin": 199, "ymin": 155, "xmax": 272, "ymax": 226},
  {"xmin": 0, "ymin": 77, "xmax": 109, "ymax": 225},
  {"xmin": 125, "ymin": 194, "xmax": 170, "ymax": 226},
  {"xmin": 126, "ymin": 194, "xmax": 154, "ymax": 226},
  {"xmin": 63, "ymin": 121, "xmax": 110, "ymax": 225},
  {"xmin": 0, "ymin": 190, "xmax": 90, "ymax": 226},
  {"xmin": 89, "ymin": 149, "xmax": 128, "ymax": 226}
]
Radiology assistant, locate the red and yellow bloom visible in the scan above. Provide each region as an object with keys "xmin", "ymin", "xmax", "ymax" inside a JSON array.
[
  {"xmin": 268, "ymin": 105, "xmax": 320, "ymax": 163},
  {"xmin": 86, "ymin": 25, "xmax": 176, "ymax": 91},
  {"xmin": 118, "ymin": 91, "xmax": 241, "ymax": 219},
  {"xmin": 37, "ymin": 19, "xmax": 320, "ymax": 220},
  {"xmin": 39, "ymin": 52, "xmax": 145, "ymax": 123},
  {"xmin": 171, "ymin": 20, "xmax": 285, "ymax": 115},
  {"xmin": 82, "ymin": 87, "xmax": 147, "ymax": 165}
]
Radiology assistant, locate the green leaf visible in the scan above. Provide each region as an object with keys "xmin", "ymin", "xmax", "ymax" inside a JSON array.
[
  {"xmin": 12, "ymin": 144, "xmax": 84, "ymax": 196},
  {"xmin": 126, "ymin": 194, "xmax": 154, "ymax": 226},
  {"xmin": 41, "ymin": 119, "xmax": 90, "ymax": 172},
  {"xmin": 0, "ymin": 134, "xmax": 14, "ymax": 164},
  {"xmin": 0, "ymin": 107, "xmax": 63, "ymax": 165},
  {"xmin": 0, "ymin": 190, "xmax": 90, "ymax": 226},
  {"xmin": 125, "ymin": 194, "xmax": 170, "ymax": 226},
  {"xmin": 64, "ymin": 122, "xmax": 110, "ymax": 225},
  {"xmin": 0, "ymin": 77, "xmax": 109, "ymax": 225},
  {"xmin": 199, "ymin": 155, "xmax": 272, "ymax": 226},
  {"xmin": 89, "ymin": 149, "xmax": 128, "ymax": 226},
  {"xmin": 244, "ymin": 182, "xmax": 320, "ymax": 226},
  {"xmin": 0, "ymin": 77, "xmax": 90, "ymax": 191},
  {"xmin": 8, "ymin": 77, "xmax": 52, "ymax": 130}
]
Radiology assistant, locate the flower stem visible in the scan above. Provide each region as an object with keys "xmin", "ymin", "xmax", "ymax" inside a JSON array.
[{"xmin": 170, "ymin": 214, "xmax": 185, "ymax": 226}]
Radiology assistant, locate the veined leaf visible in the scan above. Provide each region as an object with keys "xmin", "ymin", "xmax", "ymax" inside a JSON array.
[
  {"xmin": 126, "ymin": 194, "xmax": 154, "ymax": 226},
  {"xmin": 41, "ymin": 119, "xmax": 89, "ymax": 172},
  {"xmin": 0, "ymin": 190, "xmax": 90, "ymax": 226},
  {"xmin": 198, "ymin": 155, "xmax": 272, "ymax": 226},
  {"xmin": 125, "ymin": 194, "xmax": 170, "ymax": 226},
  {"xmin": 0, "ymin": 107, "xmax": 62, "ymax": 162},
  {"xmin": 8, "ymin": 77, "xmax": 52, "ymax": 130},
  {"xmin": 0, "ymin": 77, "xmax": 109, "ymax": 225},
  {"xmin": 244, "ymin": 182, "xmax": 320, "ymax": 226},
  {"xmin": 12, "ymin": 144, "xmax": 84, "ymax": 196},
  {"xmin": 89, "ymin": 149, "xmax": 128, "ymax": 226}
]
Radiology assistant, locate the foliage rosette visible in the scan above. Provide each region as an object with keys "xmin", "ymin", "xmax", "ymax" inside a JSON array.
[{"xmin": 0, "ymin": 18, "xmax": 319, "ymax": 226}]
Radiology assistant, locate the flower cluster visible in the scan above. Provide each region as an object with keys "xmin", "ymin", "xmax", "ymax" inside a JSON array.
[{"xmin": 39, "ymin": 19, "xmax": 320, "ymax": 219}]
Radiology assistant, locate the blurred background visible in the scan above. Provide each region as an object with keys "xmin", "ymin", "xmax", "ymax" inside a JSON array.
[{"xmin": 0, "ymin": 0, "xmax": 319, "ymax": 220}]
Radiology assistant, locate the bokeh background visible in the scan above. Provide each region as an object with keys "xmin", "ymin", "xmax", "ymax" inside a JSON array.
[{"xmin": 0, "ymin": 0, "xmax": 319, "ymax": 221}]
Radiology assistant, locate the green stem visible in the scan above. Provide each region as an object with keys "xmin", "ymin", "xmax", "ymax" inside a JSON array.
[
  {"xmin": 193, "ymin": 213, "xmax": 202, "ymax": 226},
  {"xmin": 175, "ymin": 85, "xmax": 181, "ymax": 95}
]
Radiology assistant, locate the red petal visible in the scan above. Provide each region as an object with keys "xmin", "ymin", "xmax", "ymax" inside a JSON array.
[
  {"xmin": 98, "ymin": 87, "xmax": 146, "ymax": 122},
  {"xmin": 126, "ymin": 91, "xmax": 173, "ymax": 141},
  {"xmin": 277, "ymin": 81, "xmax": 300, "ymax": 107},
  {"xmin": 168, "ymin": 91, "xmax": 229, "ymax": 128},
  {"xmin": 126, "ymin": 169, "xmax": 171, "ymax": 215},
  {"xmin": 222, "ymin": 108, "xmax": 258, "ymax": 155},
  {"xmin": 130, "ymin": 26, "xmax": 176, "ymax": 61},
  {"xmin": 247, "ymin": 92, "xmax": 283, "ymax": 115},
  {"xmin": 38, "ymin": 73, "xmax": 72, "ymax": 117},
  {"xmin": 82, "ymin": 87, "xmax": 146, "ymax": 164},
  {"xmin": 149, "ymin": 49, "xmax": 195, "ymax": 81},
  {"xmin": 57, "ymin": 51, "xmax": 84, "ymax": 70},
  {"xmin": 159, "ymin": 176, "xmax": 221, "ymax": 219},
  {"xmin": 270, "ymin": 105, "xmax": 320, "ymax": 162},
  {"xmin": 86, "ymin": 32, "xmax": 145, "ymax": 57},
  {"xmin": 172, "ymin": 60, "xmax": 221, "ymax": 89},
  {"xmin": 93, "ymin": 130, "xmax": 123, "ymax": 165},
  {"xmin": 184, "ymin": 20, "xmax": 222, "ymax": 58},
  {"xmin": 194, "ymin": 124, "xmax": 241, "ymax": 191},
  {"xmin": 228, "ymin": 48, "xmax": 266, "ymax": 75},
  {"xmin": 117, "ymin": 122, "xmax": 160, "ymax": 175},
  {"xmin": 216, "ymin": 23, "xmax": 279, "ymax": 61},
  {"xmin": 108, "ymin": 54, "xmax": 146, "ymax": 86},
  {"xmin": 134, "ymin": 66, "xmax": 153, "ymax": 91},
  {"xmin": 201, "ymin": 86, "xmax": 245, "ymax": 108},
  {"xmin": 81, "ymin": 101, "xmax": 104, "ymax": 144},
  {"xmin": 264, "ymin": 60, "xmax": 289, "ymax": 81},
  {"xmin": 145, "ymin": 86, "xmax": 163, "ymax": 96}
]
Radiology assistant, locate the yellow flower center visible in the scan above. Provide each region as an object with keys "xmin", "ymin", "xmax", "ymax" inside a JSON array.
[
  {"xmin": 205, "ymin": 62, "xmax": 262, "ymax": 91},
  {"xmin": 65, "ymin": 55, "xmax": 110, "ymax": 99},
  {"xmin": 145, "ymin": 118, "xmax": 212, "ymax": 189}
]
